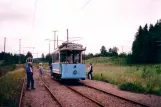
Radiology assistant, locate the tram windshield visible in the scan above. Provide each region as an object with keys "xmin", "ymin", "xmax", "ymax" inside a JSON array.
[{"xmin": 60, "ymin": 50, "xmax": 82, "ymax": 64}]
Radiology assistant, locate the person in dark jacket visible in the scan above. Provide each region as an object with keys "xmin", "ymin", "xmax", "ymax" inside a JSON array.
[
  {"xmin": 88, "ymin": 63, "xmax": 93, "ymax": 80},
  {"xmin": 26, "ymin": 62, "xmax": 35, "ymax": 90}
]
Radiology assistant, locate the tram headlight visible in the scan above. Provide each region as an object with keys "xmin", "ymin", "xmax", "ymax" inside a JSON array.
[{"xmin": 73, "ymin": 70, "xmax": 77, "ymax": 74}]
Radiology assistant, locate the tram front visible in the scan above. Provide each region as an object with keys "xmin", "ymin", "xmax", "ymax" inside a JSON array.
[{"xmin": 59, "ymin": 43, "xmax": 86, "ymax": 80}]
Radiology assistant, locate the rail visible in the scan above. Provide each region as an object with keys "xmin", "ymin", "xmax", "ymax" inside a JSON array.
[
  {"xmin": 41, "ymin": 78, "xmax": 62, "ymax": 107},
  {"xmin": 65, "ymin": 85, "xmax": 104, "ymax": 107},
  {"xmin": 82, "ymin": 83, "xmax": 149, "ymax": 107},
  {"xmin": 18, "ymin": 75, "xmax": 26, "ymax": 107}
]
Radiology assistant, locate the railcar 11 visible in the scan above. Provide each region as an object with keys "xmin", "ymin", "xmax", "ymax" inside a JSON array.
[{"xmin": 51, "ymin": 41, "xmax": 86, "ymax": 81}]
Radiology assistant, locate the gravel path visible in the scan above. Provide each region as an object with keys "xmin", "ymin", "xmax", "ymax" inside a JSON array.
[
  {"xmin": 21, "ymin": 68, "xmax": 60, "ymax": 107},
  {"xmin": 81, "ymin": 79, "xmax": 161, "ymax": 107},
  {"xmin": 69, "ymin": 85, "xmax": 143, "ymax": 107},
  {"xmin": 43, "ymin": 75, "xmax": 100, "ymax": 107}
]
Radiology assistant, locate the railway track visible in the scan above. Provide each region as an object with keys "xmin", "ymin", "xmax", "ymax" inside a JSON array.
[
  {"xmin": 80, "ymin": 83, "xmax": 149, "ymax": 107},
  {"xmin": 18, "ymin": 75, "xmax": 26, "ymax": 107},
  {"xmin": 45, "ymin": 72, "xmax": 149, "ymax": 107},
  {"xmin": 65, "ymin": 85, "xmax": 104, "ymax": 107},
  {"xmin": 18, "ymin": 76, "xmax": 62, "ymax": 107},
  {"xmin": 19, "ymin": 69, "xmax": 62, "ymax": 107},
  {"xmin": 45, "ymin": 72, "xmax": 104, "ymax": 107},
  {"xmin": 41, "ymin": 78, "xmax": 62, "ymax": 107}
]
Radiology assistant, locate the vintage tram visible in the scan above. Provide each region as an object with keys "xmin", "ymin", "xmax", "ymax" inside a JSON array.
[{"xmin": 51, "ymin": 41, "xmax": 86, "ymax": 80}]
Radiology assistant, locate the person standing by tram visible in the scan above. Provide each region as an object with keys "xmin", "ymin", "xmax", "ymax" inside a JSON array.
[
  {"xmin": 88, "ymin": 63, "xmax": 93, "ymax": 80},
  {"xmin": 26, "ymin": 62, "xmax": 35, "ymax": 90}
]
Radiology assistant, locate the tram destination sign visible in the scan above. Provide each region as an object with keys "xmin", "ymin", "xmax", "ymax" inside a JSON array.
[{"xmin": 67, "ymin": 44, "xmax": 82, "ymax": 49}]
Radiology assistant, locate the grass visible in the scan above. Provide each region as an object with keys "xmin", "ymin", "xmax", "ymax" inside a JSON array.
[
  {"xmin": 86, "ymin": 57, "xmax": 161, "ymax": 96},
  {"xmin": 0, "ymin": 64, "xmax": 16, "ymax": 77},
  {"xmin": 85, "ymin": 57, "xmax": 126, "ymax": 65},
  {"xmin": 0, "ymin": 68, "xmax": 25, "ymax": 107}
]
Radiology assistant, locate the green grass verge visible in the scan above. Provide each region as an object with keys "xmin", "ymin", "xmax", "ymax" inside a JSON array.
[
  {"xmin": 0, "ymin": 68, "xmax": 25, "ymax": 107},
  {"xmin": 86, "ymin": 57, "xmax": 161, "ymax": 96},
  {"xmin": 85, "ymin": 57, "xmax": 126, "ymax": 65}
]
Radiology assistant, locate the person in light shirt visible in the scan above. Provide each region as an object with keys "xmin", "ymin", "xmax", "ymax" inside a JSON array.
[
  {"xmin": 39, "ymin": 63, "xmax": 44, "ymax": 78},
  {"xmin": 26, "ymin": 62, "xmax": 35, "ymax": 90}
]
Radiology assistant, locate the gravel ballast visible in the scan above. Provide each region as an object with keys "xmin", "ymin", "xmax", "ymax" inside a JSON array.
[{"xmin": 43, "ymin": 75, "xmax": 100, "ymax": 107}]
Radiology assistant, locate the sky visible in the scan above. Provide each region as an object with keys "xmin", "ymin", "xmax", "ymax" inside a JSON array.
[{"xmin": 0, "ymin": 0, "xmax": 161, "ymax": 58}]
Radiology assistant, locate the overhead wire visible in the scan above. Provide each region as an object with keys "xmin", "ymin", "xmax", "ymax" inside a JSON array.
[{"xmin": 80, "ymin": 0, "xmax": 92, "ymax": 11}]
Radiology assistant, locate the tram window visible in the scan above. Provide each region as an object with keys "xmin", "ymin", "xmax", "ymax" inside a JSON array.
[
  {"xmin": 60, "ymin": 54, "xmax": 66, "ymax": 63},
  {"xmin": 52, "ymin": 52, "xmax": 59, "ymax": 63},
  {"xmin": 73, "ymin": 53, "xmax": 81, "ymax": 64}
]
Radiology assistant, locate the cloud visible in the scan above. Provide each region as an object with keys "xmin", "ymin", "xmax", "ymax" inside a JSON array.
[{"xmin": 0, "ymin": 0, "xmax": 32, "ymax": 22}]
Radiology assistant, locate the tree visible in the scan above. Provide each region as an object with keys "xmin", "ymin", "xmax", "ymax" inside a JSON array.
[
  {"xmin": 41, "ymin": 53, "xmax": 45, "ymax": 61},
  {"xmin": 100, "ymin": 46, "xmax": 107, "ymax": 56},
  {"xmin": 131, "ymin": 19, "xmax": 161, "ymax": 64},
  {"xmin": 26, "ymin": 51, "xmax": 33, "ymax": 58},
  {"xmin": 45, "ymin": 54, "xmax": 52, "ymax": 63},
  {"xmin": 112, "ymin": 46, "xmax": 119, "ymax": 56}
]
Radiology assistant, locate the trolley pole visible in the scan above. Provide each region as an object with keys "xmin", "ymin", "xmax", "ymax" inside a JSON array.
[
  {"xmin": 57, "ymin": 35, "xmax": 58, "ymax": 48},
  {"xmin": 4, "ymin": 37, "xmax": 6, "ymax": 61}
]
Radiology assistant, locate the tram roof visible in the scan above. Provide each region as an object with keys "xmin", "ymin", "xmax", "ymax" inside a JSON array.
[{"xmin": 52, "ymin": 42, "xmax": 86, "ymax": 53}]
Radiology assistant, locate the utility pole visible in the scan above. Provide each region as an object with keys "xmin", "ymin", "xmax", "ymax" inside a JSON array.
[
  {"xmin": 122, "ymin": 46, "xmax": 123, "ymax": 53},
  {"xmin": 4, "ymin": 37, "xmax": 6, "ymax": 61},
  {"xmin": 67, "ymin": 29, "xmax": 69, "ymax": 43},
  {"xmin": 45, "ymin": 39, "xmax": 51, "ymax": 55},
  {"xmin": 19, "ymin": 39, "xmax": 21, "ymax": 64},
  {"xmin": 49, "ymin": 41, "xmax": 50, "ymax": 54},
  {"xmin": 36, "ymin": 52, "xmax": 38, "ymax": 58},
  {"xmin": 52, "ymin": 30, "xmax": 58, "ymax": 50}
]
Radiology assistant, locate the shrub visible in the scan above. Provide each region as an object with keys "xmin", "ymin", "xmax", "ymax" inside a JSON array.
[
  {"xmin": 93, "ymin": 73, "xmax": 107, "ymax": 82},
  {"xmin": 156, "ymin": 66, "xmax": 161, "ymax": 74},
  {"xmin": 141, "ymin": 67, "xmax": 150, "ymax": 78},
  {"xmin": 119, "ymin": 82, "xmax": 145, "ymax": 93}
]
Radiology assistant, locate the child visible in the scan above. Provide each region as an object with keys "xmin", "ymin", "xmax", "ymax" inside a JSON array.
[{"xmin": 39, "ymin": 63, "xmax": 44, "ymax": 78}]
